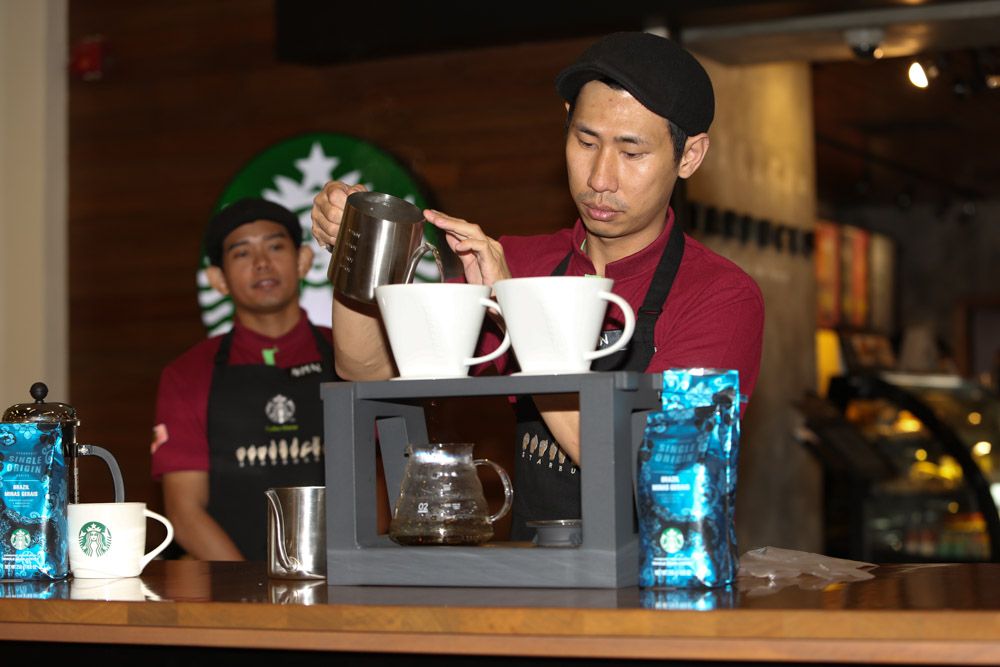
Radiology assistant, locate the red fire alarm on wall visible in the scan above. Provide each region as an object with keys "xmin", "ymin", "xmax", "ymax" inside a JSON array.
[{"xmin": 70, "ymin": 35, "xmax": 106, "ymax": 81}]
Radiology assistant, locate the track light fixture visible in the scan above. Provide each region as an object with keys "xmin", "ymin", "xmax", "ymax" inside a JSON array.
[{"xmin": 908, "ymin": 60, "xmax": 939, "ymax": 88}]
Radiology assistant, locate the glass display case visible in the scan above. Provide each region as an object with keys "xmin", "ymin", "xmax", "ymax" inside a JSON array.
[{"xmin": 803, "ymin": 372, "xmax": 1000, "ymax": 563}]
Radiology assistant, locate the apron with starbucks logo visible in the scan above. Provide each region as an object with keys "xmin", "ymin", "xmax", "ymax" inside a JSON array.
[
  {"xmin": 509, "ymin": 221, "xmax": 685, "ymax": 540},
  {"xmin": 206, "ymin": 324, "xmax": 334, "ymax": 560}
]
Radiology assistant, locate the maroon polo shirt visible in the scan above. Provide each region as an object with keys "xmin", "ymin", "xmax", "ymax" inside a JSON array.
[
  {"xmin": 485, "ymin": 210, "xmax": 764, "ymax": 402},
  {"xmin": 150, "ymin": 310, "xmax": 333, "ymax": 479}
]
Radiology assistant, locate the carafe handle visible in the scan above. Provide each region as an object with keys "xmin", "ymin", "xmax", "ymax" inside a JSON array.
[
  {"xmin": 76, "ymin": 444, "xmax": 125, "ymax": 502},
  {"xmin": 473, "ymin": 458, "xmax": 513, "ymax": 525},
  {"xmin": 266, "ymin": 489, "xmax": 300, "ymax": 571}
]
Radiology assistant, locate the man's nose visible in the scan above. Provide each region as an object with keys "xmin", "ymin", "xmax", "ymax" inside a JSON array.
[
  {"xmin": 587, "ymin": 148, "xmax": 618, "ymax": 193},
  {"xmin": 252, "ymin": 248, "xmax": 272, "ymax": 270}
]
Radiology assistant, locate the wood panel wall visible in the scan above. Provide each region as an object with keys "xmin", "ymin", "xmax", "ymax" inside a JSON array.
[{"xmin": 68, "ymin": 0, "xmax": 582, "ymax": 524}]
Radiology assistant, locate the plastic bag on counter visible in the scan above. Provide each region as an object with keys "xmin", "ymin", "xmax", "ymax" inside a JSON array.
[
  {"xmin": 739, "ymin": 546, "xmax": 876, "ymax": 580},
  {"xmin": 737, "ymin": 546, "xmax": 876, "ymax": 595}
]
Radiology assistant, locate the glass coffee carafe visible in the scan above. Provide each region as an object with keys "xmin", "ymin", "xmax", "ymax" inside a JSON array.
[{"xmin": 389, "ymin": 442, "xmax": 512, "ymax": 546}]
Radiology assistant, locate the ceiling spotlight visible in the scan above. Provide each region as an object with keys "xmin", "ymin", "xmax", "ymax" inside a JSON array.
[
  {"xmin": 908, "ymin": 60, "xmax": 939, "ymax": 88},
  {"xmin": 987, "ymin": 74, "xmax": 1000, "ymax": 89},
  {"xmin": 844, "ymin": 27, "xmax": 885, "ymax": 61}
]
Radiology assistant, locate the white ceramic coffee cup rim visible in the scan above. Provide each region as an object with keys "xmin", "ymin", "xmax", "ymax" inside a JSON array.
[
  {"xmin": 494, "ymin": 275, "xmax": 612, "ymax": 286},
  {"xmin": 376, "ymin": 282, "xmax": 489, "ymax": 295},
  {"xmin": 68, "ymin": 502, "xmax": 146, "ymax": 509}
]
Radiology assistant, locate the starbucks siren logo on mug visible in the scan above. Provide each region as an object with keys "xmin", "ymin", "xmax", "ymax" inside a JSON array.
[{"xmin": 79, "ymin": 521, "xmax": 112, "ymax": 557}]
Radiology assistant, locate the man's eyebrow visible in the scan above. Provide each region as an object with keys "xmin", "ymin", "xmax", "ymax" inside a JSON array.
[
  {"xmin": 224, "ymin": 231, "xmax": 289, "ymax": 253},
  {"xmin": 573, "ymin": 123, "xmax": 648, "ymax": 146},
  {"xmin": 225, "ymin": 239, "xmax": 250, "ymax": 253},
  {"xmin": 615, "ymin": 134, "xmax": 647, "ymax": 146}
]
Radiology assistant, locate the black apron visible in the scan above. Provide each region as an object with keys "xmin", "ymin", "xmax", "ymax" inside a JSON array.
[
  {"xmin": 206, "ymin": 323, "xmax": 334, "ymax": 560},
  {"xmin": 510, "ymin": 221, "xmax": 685, "ymax": 539}
]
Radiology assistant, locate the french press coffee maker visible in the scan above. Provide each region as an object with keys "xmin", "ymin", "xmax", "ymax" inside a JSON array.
[
  {"xmin": 2, "ymin": 382, "xmax": 125, "ymax": 503},
  {"xmin": 1, "ymin": 382, "xmax": 125, "ymax": 579}
]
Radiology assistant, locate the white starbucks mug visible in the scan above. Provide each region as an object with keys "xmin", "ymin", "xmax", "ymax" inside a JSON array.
[
  {"xmin": 376, "ymin": 282, "xmax": 511, "ymax": 379},
  {"xmin": 493, "ymin": 276, "xmax": 636, "ymax": 374},
  {"xmin": 67, "ymin": 502, "xmax": 174, "ymax": 579}
]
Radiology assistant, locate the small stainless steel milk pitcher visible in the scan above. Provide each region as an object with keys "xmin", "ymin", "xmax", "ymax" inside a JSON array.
[
  {"xmin": 265, "ymin": 486, "xmax": 326, "ymax": 580},
  {"xmin": 327, "ymin": 191, "xmax": 443, "ymax": 303}
]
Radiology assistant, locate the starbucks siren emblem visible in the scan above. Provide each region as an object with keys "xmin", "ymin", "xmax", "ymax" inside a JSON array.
[
  {"xmin": 80, "ymin": 521, "xmax": 112, "ymax": 557},
  {"xmin": 200, "ymin": 133, "xmax": 438, "ymax": 336},
  {"xmin": 266, "ymin": 395, "xmax": 296, "ymax": 425},
  {"xmin": 661, "ymin": 527, "xmax": 685, "ymax": 554},
  {"xmin": 10, "ymin": 528, "xmax": 30, "ymax": 551}
]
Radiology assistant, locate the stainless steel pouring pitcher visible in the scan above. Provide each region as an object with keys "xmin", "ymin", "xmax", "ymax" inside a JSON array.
[
  {"xmin": 327, "ymin": 191, "xmax": 443, "ymax": 303},
  {"xmin": 265, "ymin": 486, "xmax": 326, "ymax": 580}
]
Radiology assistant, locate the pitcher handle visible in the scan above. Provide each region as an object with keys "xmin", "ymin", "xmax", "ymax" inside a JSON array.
[
  {"xmin": 403, "ymin": 240, "xmax": 444, "ymax": 284},
  {"xmin": 584, "ymin": 291, "xmax": 636, "ymax": 361},
  {"xmin": 76, "ymin": 444, "xmax": 126, "ymax": 502},
  {"xmin": 464, "ymin": 298, "xmax": 512, "ymax": 366},
  {"xmin": 266, "ymin": 489, "xmax": 300, "ymax": 571},
  {"xmin": 473, "ymin": 458, "xmax": 513, "ymax": 525}
]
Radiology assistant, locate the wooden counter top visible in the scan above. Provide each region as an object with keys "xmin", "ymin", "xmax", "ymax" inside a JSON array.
[{"xmin": 2, "ymin": 561, "xmax": 1000, "ymax": 664}]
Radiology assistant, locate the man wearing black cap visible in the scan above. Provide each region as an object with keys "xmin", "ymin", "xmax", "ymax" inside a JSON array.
[
  {"xmin": 312, "ymin": 32, "xmax": 763, "ymax": 539},
  {"xmin": 152, "ymin": 198, "xmax": 335, "ymax": 559}
]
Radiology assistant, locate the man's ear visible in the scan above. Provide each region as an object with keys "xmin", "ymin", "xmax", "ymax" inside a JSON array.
[
  {"xmin": 296, "ymin": 244, "xmax": 314, "ymax": 279},
  {"xmin": 678, "ymin": 133, "xmax": 710, "ymax": 179},
  {"xmin": 206, "ymin": 266, "xmax": 229, "ymax": 296}
]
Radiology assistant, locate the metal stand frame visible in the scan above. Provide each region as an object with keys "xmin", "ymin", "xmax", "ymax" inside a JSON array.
[{"xmin": 322, "ymin": 372, "xmax": 660, "ymax": 587}]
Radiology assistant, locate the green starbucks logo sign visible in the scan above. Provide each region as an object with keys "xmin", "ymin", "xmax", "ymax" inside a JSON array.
[
  {"xmin": 660, "ymin": 527, "xmax": 685, "ymax": 554},
  {"xmin": 10, "ymin": 528, "xmax": 30, "ymax": 551},
  {"xmin": 79, "ymin": 521, "xmax": 112, "ymax": 557},
  {"xmin": 200, "ymin": 133, "xmax": 437, "ymax": 335}
]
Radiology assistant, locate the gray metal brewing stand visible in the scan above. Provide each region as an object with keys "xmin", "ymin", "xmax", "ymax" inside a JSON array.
[{"xmin": 321, "ymin": 372, "xmax": 660, "ymax": 588}]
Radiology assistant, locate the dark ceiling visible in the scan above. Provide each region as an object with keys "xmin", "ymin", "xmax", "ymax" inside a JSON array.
[
  {"xmin": 277, "ymin": 0, "xmax": 1000, "ymax": 209},
  {"xmin": 674, "ymin": 0, "xmax": 1000, "ymax": 210}
]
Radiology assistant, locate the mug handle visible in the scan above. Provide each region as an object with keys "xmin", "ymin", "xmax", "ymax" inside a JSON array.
[
  {"xmin": 141, "ymin": 509, "xmax": 175, "ymax": 570},
  {"xmin": 464, "ymin": 298, "xmax": 512, "ymax": 366},
  {"xmin": 473, "ymin": 458, "xmax": 513, "ymax": 524},
  {"xmin": 584, "ymin": 291, "xmax": 636, "ymax": 361}
]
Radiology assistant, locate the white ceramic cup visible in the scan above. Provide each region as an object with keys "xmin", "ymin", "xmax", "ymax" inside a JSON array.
[
  {"xmin": 67, "ymin": 502, "xmax": 174, "ymax": 579},
  {"xmin": 375, "ymin": 283, "xmax": 511, "ymax": 379},
  {"xmin": 492, "ymin": 276, "xmax": 636, "ymax": 374}
]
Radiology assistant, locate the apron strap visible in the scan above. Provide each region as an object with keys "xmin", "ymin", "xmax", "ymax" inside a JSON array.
[
  {"xmin": 306, "ymin": 321, "xmax": 336, "ymax": 372},
  {"xmin": 551, "ymin": 219, "xmax": 685, "ymax": 372},
  {"xmin": 213, "ymin": 329, "xmax": 236, "ymax": 367}
]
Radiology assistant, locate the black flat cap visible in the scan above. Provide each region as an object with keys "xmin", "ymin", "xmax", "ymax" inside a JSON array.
[
  {"xmin": 204, "ymin": 198, "xmax": 302, "ymax": 266},
  {"xmin": 556, "ymin": 32, "xmax": 715, "ymax": 135}
]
